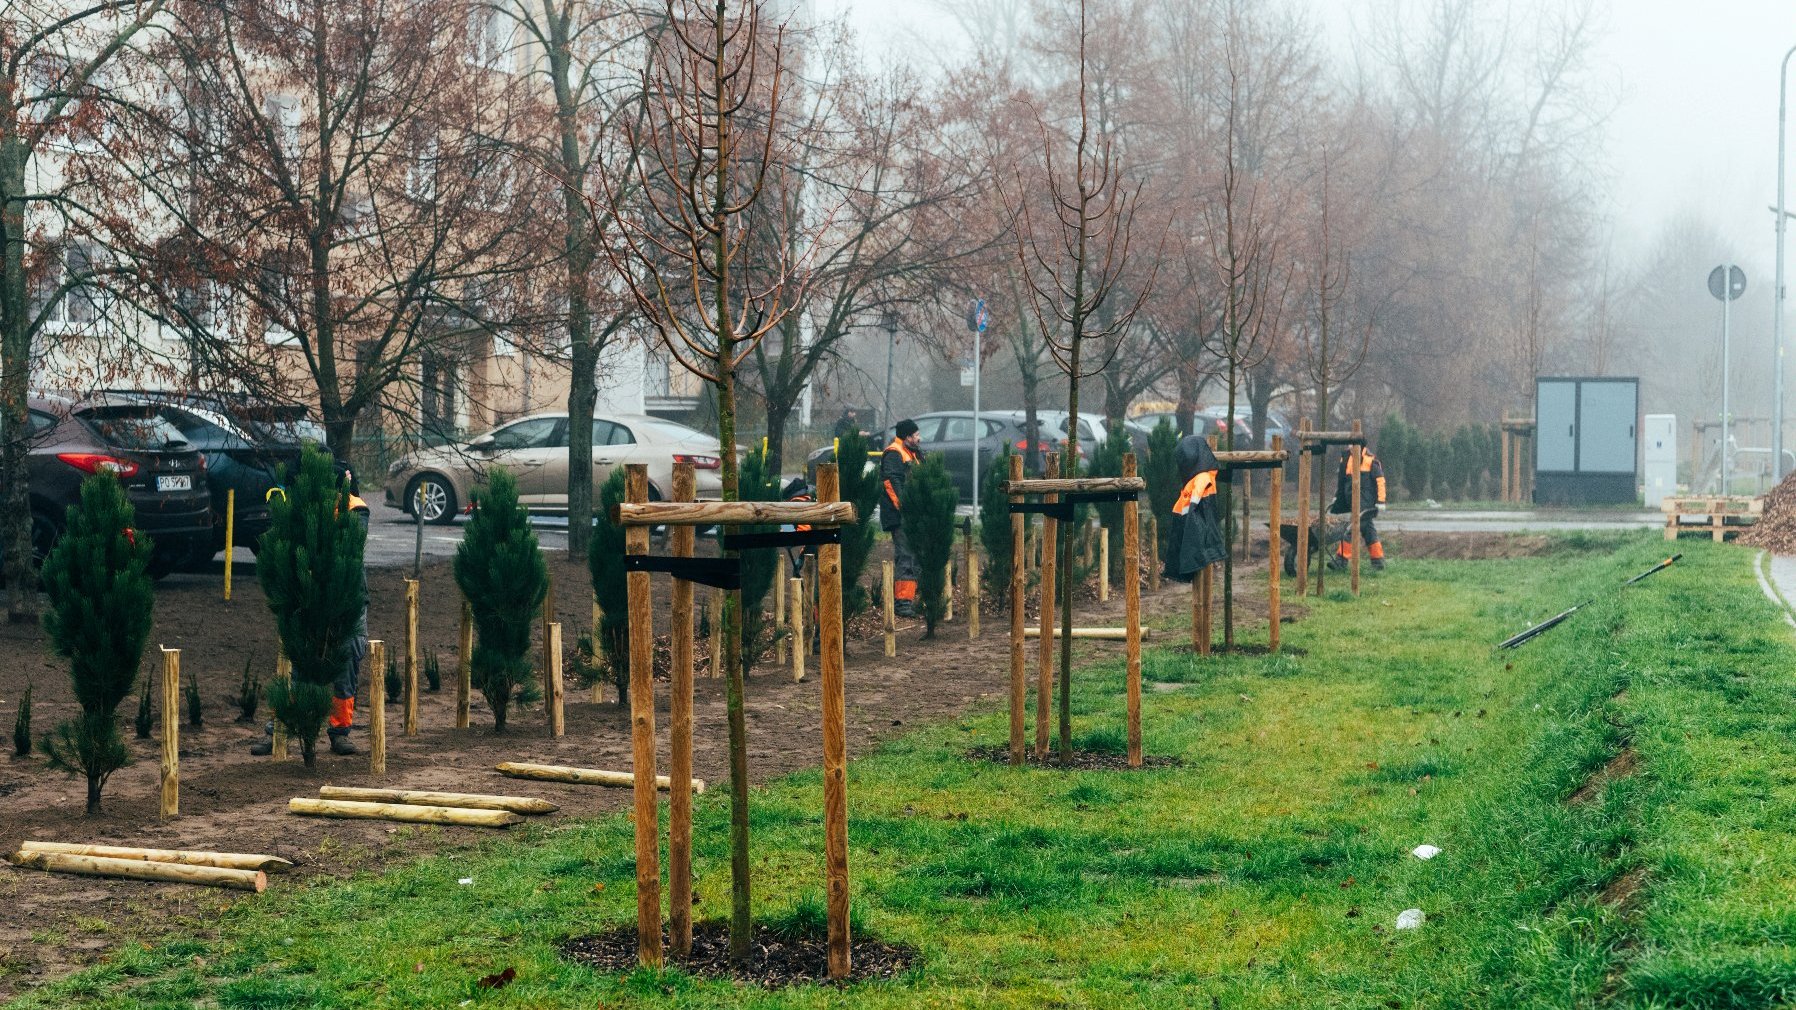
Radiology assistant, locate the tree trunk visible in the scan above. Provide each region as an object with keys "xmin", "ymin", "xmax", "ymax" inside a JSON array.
[
  {"xmin": 86, "ymin": 775, "xmax": 102, "ymax": 815},
  {"xmin": 0, "ymin": 137, "xmax": 34, "ymax": 622},
  {"xmin": 552, "ymin": 3, "xmax": 598, "ymax": 558}
]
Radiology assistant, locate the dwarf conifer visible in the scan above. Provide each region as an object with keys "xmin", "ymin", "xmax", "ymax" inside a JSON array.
[{"xmin": 454, "ymin": 469, "xmax": 547, "ymax": 731}]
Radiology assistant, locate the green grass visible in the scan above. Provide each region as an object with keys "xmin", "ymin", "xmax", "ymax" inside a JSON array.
[{"xmin": 12, "ymin": 535, "xmax": 1796, "ymax": 1008}]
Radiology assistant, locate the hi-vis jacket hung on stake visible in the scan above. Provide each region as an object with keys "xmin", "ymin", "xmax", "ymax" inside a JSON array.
[{"xmin": 1497, "ymin": 555, "xmax": 1680, "ymax": 650}]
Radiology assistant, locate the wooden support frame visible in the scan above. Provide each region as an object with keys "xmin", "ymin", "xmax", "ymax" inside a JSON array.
[
  {"xmin": 1350, "ymin": 420, "xmax": 1364, "ymax": 596},
  {"xmin": 1499, "ymin": 416, "xmax": 1537, "ymax": 504},
  {"xmin": 1268, "ymin": 436, "xmax": 1283, "ymax": 652},
  {"xmin": 1295, "ymin": 420, "xmax": 1312, "ymax": 596},
  {"xmin": 1005, "ymin": 459, "xmax": 1146, "ymax": 764},
  {"xmin": 616, "ymin": 466, "xmax": 859, "ymax": 978},
  {"xmin": 668, "ymin": 462, "xmax": 696, "ymax": 956}
]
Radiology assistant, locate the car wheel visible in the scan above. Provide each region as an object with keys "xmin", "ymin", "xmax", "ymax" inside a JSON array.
[{"xmin": 408, "ymin": 474, "xmax": 458, "ymax": 525}]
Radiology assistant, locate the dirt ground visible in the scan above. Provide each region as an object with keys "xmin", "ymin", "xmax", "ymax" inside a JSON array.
[{"xmin": 0, "ymin": 529, "xmax": 1531, "ymax": 997}]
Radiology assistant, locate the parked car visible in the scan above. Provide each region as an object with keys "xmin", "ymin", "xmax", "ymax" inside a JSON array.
[
  {"xmin": 385, "ymin": 412, "xmax": 729, "ymax": 523},
  {"xmin": 1030, "ymin": 410, "xmax": 1151, "ymax": 459},
  {"xmin": 99, "ymin": 391, "xmax": 309, "ymax": 564},
  {"xmin": 18, "ymin": 394, "xmax": 213, "ymax": 579},
  {"xmin": 805, "ymin": 411, "xmax": 1059, "ymax": 502}
]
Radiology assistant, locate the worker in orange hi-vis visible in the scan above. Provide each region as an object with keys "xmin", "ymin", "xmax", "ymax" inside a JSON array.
[
  {"xmin": 1329, "ymin": 444, "xmax": 1388, "ymax": 571},
  {"xmin": 1163, "ymin": 434, "xmax": 1228, "ymax": 582},
  {"xmin": 880, "ymin": 419, "xmax": 923, "ymax": 616}
]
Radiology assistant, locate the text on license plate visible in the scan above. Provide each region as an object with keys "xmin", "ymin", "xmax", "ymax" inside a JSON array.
[{"xmin": 157, "ymin": 475, "xmax": 192, "ymax": 492}]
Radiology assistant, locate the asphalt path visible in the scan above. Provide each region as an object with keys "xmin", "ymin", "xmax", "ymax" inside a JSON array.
[{"xmin": 1378, "ymin": 508, "xmax": 1662, "ymax": 534}]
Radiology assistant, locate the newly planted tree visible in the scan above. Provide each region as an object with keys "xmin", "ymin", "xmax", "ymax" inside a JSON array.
[
  {"xmin": 737, "ymin": 445, "xmax": 782, "ymax": 665},
  {"xmin": 979, "ymin": 446, "xmax": 1016, "ymax": 598},
  {"xmin": 901, "ymin": 454, "xmax": 959, "ymax": 638},
  {"xmin": 454, "ymin": 469, "xmax": 548, "ymax": 732},
  {"xmin": 589, "ymin": 468, "xmax": 630, "ymax": 706},
  {"xmin": 835, "ymin": 429, "xmax": 882, "ymax": 622},
  {"xmin": 1145, "ymin": 419, "xmax": 1181, "ymax": 554},
  {"xmin": 13, "ymin": 682, "xmax": 31, "ymax": 757},
  {"xmin": 258, "ymin": 448, "xmax": 367, "ymax": 768},
  {"xmin": 40, "ymin": 473, "xmax": 154, "ymax": 813}
]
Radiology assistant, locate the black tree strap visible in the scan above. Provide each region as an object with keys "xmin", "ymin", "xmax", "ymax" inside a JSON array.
[
  {"xmin": 623, "ymin": 555, "xmax": 741, "ymax": 590},
  {"xmin": 721, "ymin": 528, "xmax": 843, "ymax": 551},
  {"xmin": 1218, "ymin": 458, "xmax": 1287, "ymax": 471},
  {"xmin": 1008, "ymin": 489, "xmax": 1139, "ymax": 521}
]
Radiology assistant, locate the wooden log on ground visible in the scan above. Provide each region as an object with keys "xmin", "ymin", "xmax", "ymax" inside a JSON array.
[
  {"xmin": 882, "ymin": 560, "xmax": 896, "ymax": 657},
  {"xmin": 1124, "ymin": 454, "xmax": 1143, "ymax": 768},
  {"xmin": 368, "ymin": 639, "xmax": 386, "ymax": 776},
  {"xmin": 16, "ymin": 841, "xmax": 292, "ymax": 873},
  {"xmin": 317, "ymin": 786, "xmax": 557, "ymax": 815},
  {"xmin": 615, "ymin": 500, "xmax": 856, "ymax": 527},
  {"xmin": 8, "ymin": 851, "xmax": 267, "ymax": 892},
  {"xmin": 456, "ymin": 597, "xmax": 473, "ymax": 727},
  {"xmin": 1007, "ymin": 454, "xmax": 1026, "ymax": 765},
  {"xmin": 623, "ymin": 463, "xmax": 662, "ymax": 967},
  {"xmin": 1024, "ymin": 627, "xmax": 1153, "ymax": 640},
  {"xmin": 496, "ymin": 761, "xmax": 707, "ymax": 792},
  {"xmin": 160, "ymin": 648, "xmax": 179, "ymax": 821},
  {"xmin": 1000, "ymin": 476, "xmax": 1147, "ymax": 495},
  {"xmin": 287, "ymin": 797, "xmax": 522, "ymax": 828},
  {"xmin": 404, "ymin": 578, "xmax": 419, "ymax": 737},
  {"xmin": 668, "ymin": 461, "xmax": 697, "ymax": 958}
]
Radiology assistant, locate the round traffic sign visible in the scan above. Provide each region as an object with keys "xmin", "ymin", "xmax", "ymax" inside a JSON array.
[{"xmin": 1708, "ymin": 264, "xmax": 1747, "ymax": 301}]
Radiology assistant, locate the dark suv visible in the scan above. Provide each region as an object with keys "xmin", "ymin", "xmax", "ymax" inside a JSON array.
[
  {"xmin": 806, "ymin": 411, "xmax": 1058, "ymax": 501},
  {"xmin": 20, "ymin": 395, "xmax": 213, "ymax": 578}
]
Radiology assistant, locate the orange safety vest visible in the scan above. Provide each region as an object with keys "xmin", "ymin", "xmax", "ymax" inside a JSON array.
[
  {"xmin": 1344, "ymin": 450, "xmax": 1387, "ymax": 504},
  {"xmin": 882, "ymin": 438, "xmax": 919, "ymax": 512},
  {"xmin": 1171, "ymin": 471, "xmax": 1218, "ymax": 515}
]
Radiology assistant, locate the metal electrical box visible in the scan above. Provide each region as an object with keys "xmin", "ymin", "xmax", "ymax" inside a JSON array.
[
  {"xmin": 1642, "ymin": 414, "xmax": 1676, "ymax": 510},
  {"xmin": 1535, "ymin": 377, "xmax": 1640, "ymax": 505}
]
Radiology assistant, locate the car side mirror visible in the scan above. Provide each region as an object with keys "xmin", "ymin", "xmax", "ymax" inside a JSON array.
[{"xmin": 470, "ymin": 434, "xmax": 496, "ymax": 452}]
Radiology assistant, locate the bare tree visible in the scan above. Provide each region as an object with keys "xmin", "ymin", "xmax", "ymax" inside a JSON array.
[{"xmin": 1, "ymin": 0, "xmax": 171, "ymax": 620}]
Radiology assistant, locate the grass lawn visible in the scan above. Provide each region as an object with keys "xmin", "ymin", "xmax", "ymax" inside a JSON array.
[{"xmin": 11, "ymin": 534, "xmax": 1796, "ymax": 1009}]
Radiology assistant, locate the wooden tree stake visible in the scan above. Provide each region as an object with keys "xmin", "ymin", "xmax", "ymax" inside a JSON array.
[
  {"xmin": 547, "ymin": 622, "xmax": 565, "ymax": 737},
  {"xmin": 271, "ymin": 650, "xmax": 289, "ymax": 759},
  {"xmin": 1146, "ymin": 509, "xmax": 1159, "ymax": 591},
  {"xmin": 223, "ymin": 487, "xmax": 235, "ymax": 601},
  {"xmin": 881, "ymin": 560, "xmax": 896, "ymax": 657},
  {"xmin": 403, "ymin": 578, "xmax": 419, "ymax": 737},
  {"xmin": 789, "ymin": 576, "xmax": 805, "ymax": 682},
  {"xmin": 160, "ymin": 648, "xmax": 179, "ymax": 821},
  {"xmin": 1007, "ymin": 454, "xmax": 1026, "ymax": 765},
  {"xmin": 709, "ymin": 588, "xmax": 725, "ymax": 678},
  {"xmin": 622, "ymin": 464, "xmax": 661, "ymax": 967},
  {"xmin": 944, "ymin": 555, "xmax": 955, "ymax": 622},
  {"xmin": 816, "ymin": 463, "xmax": 851, "ymax": 980},
  {"xmin": 1269, "ymin": 436, "xmax": 1283, "ymax": 652},
  {"xmin": 1196, "ymin": 565, "xmax": 1213, "ymax": 656},
  {"xmin": 368, "ymin": 640, "xmax": 386, "ymax": 776},
  {"xmin": 1099, "ymin": 527, "xmax": 1110, "ymax": 602},
  {"xmin": 541, "ymin": 567, "xmax": 555, "ymax": 693},
  {"xmin": 1350, "ymin": 420, "xmax": 1363, "ymax": 597},
  {"xmin": 669, "ymin": 462, "xmax": 696, "ymax": 957},
  {"xmin": 968, "ymin": 541, "xmax": 981, "ymax": 639},
  {"xmin": 456, "ymin": 597, "xmax": 473, "ymax": 728},
  {"xmin": 1036, "ymin": 456, "xmax": 1059, "ymax": 759},
  {"xmin": 1295, "ymin": 419, "xmax": 1312, "ymax": 597},
  {"xmin": 1123, "ymin": 455, "xmax": 1142, "ymax": 768},
  {"xmin": 774, "ymin": 562, "xmax": 787, "ymax": 664},
  {"xmin": 591, "ymin": 598, "xmax": 605, "ymax": 703},
  {"xmin": 803, "ymin": 553, "xmax": 819, "ymax": 656}
]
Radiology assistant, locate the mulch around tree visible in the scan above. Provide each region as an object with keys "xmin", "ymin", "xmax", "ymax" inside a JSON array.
[
  {"xmin": 561, "ymin": 923, "xmax": 918, "ymax": 988},
  {"xmin": 964, "ymin": 744, "xmax": 1183, "ymax": 771}
]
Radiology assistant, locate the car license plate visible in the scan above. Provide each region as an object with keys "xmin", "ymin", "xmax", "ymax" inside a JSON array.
[{"xmin": 157, "ymin": 475, "xmax": 192, "ymax": 492}]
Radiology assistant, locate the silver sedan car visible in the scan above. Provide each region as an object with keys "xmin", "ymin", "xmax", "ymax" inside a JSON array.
[{"xmin": 384, "ymin": 412, "xmax": 728, "ymax": 523}]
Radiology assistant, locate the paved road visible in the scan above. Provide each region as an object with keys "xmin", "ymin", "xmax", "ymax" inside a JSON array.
[{"xmin": 1379, "ymin": 508, "xmax": 1662, "ymax": 534}]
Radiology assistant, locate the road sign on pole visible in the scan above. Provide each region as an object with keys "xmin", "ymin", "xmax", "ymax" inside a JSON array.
[{"xmin": 1710, "ymin": 264, "xmax": 1747, "ymax": 493}]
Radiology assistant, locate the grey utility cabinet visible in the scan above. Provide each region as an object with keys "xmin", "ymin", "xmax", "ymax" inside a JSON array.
[{"xmin": 1534, "ymin": 377, "xmax": 1638, "ymax": 505}]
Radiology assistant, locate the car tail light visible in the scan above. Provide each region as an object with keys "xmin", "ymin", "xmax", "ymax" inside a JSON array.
[
  {"xmin": 197, "ymin": 452, "xmax": 209, "ymax": 471},
  {"xmin": 674, "ymin": 454, "xmax": 721, "ymax": 470},
  {"xmin": 58, "ymin": 453, "xmax": 140, "ymax": 478}
]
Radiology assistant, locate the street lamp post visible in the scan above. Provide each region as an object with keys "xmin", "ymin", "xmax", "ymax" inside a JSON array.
[
  {"xmin": 1776, "ymin": 44, "xmax": 1796, "ymax": 481},
  {"xmin": 881, "ymin": 310, "xmax": 897, "ymax": 431}
]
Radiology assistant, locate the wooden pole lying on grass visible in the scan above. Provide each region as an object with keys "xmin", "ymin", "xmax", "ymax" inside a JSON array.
[
  {"xmin": 790, "ymin": 576, "xmax": 805, "ymax": 682},
  {"xmin": 271, "ymin": 650, "xmax": 289, "ymax": 759},
  {"xmin": 621, "ymin": 463, "xmax": 661, "ymax": 968},
  {"xmin": 456, "ymin": 598, "xmax": 473, "ymax": 728},
  {"xmin": 882, "ymin": 560, "xmax": 896, "ymax": 657},
  {"xmin": 1351, "ymin": 420, "xmax": 1363, "ymax": 597},
  {"xmin": 1007, "ymin": 454, "xmax": 1026, "ymax": 765},
  {"xmin": 546, "ymin": 622, "xmax": 565, "ymax": 737},
  {"xmin": 1124, "ymin": 453, "xmax": 1142, "ymax": 768},
  {"xmin": 497, "ymin": 761, "xmax": 706, "ymax": 792},
  {"xmin": 287, "ymin": 797, "xmax": 523, "ymax": 828},
  {"xmin": 1036, "ymin": 456, "xmax": 1059, "ymax": 760},
  {"xmin": 8, "ymin": 851, "xmax": 266, "ymax": 892},
  {"xmin": 16, "ymin": 841, "xmax": 292, "ymax": 873},
  {"xmin": 368, "ymin": 640, "xmax": 386, "ymax": 775},
  {"xmin": 160, "ymin": 647, "xmax": 179, "ymax": 821},
  {"xmin": 317, "ymin": 786, "xmax": 557, "ymax": 815},
  {"xmin": 668, "ymin": 461, "xmax": 697, "ymax": 958},
  {"xmin": 816, "ymin": 462, "xmax": 852, "ymax": 980},
  {"xmin": 1269, "ymin": 435, "xmax": 1283, "ymax": 652},
  {"xmin": 404, "ymin": 578, "xmax": 419, "ymax": 737}
]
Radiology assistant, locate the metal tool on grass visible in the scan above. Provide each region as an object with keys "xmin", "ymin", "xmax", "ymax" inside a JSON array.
[{"xmin": 1497, "ymin": 554, "xmax": 1681, "ymax": 649}]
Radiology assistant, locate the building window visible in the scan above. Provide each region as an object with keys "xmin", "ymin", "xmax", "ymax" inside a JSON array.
[
  {"xmin": 265, "ymin": 94, "xmax": 301, "ymax": 162},
  {"xmin": 468, "ymin": 5, "xmax": 507, "ymax": 67}
]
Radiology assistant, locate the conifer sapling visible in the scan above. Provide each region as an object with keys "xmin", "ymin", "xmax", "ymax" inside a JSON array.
[{"xmin": 454, "ymin": 469, "xmax": 547, "ymax": 731}]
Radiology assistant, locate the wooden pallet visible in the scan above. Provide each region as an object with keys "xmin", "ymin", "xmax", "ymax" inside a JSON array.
[{"xmin": 1661, "ymin": 495, "xmax": 1763, "ymax": 541}]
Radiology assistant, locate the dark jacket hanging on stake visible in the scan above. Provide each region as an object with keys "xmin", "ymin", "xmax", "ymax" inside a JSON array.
[{"xmin": 1162, "ymin": 435, "xmax": 1228, "ymax": 582}]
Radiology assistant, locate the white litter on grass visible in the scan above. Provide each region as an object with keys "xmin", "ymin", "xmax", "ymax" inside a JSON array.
[
  {"xmin": 458, "ymin": 877, "xmax": 474, "ymax": 885},
  {"xmin": 1412, "ymin": 844, "xmax": 1441, "ymax": 860},
  {"xmin": 1395, "ymin": 908, "xmax": 1426, "ymax": 930}
]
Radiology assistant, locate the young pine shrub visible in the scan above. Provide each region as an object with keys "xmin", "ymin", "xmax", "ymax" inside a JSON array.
[
  {"xmin": 384, "ymin": 656, "xmax": 403, "ymax": 703},
  {"xmin": 12, "ymin": 682, "xmax": 31, "ymax": 757},
  {"xmin": 455, "ymin": 469, "xmax": 547, "ymax": 731},
  {"xmin": 978, "ymin": 446, "xmax": 1015, "ymax": 601},
  {"xmin": 735, "ymin": 445, "xmax": 782, "ymax": 667},
  {"xmin": 184, "ymin": 671, "xmax": 204, "ymax": 728},
  {"xmin": 233, "ymin": 656, "xmax": 260, "ymax": 722},
  {"xmin": 258, "ymin": 447, "xmax": 367, "ymax": 768},
  {"xmin": 424, "ymin": 652, "xmax": 441, "ymax": 692},
  {"xmin": 834, "ymin": 428, "xmax": 881, "ymax": 622},
  {"xmin": 1088, "ymin": 423, "xmax": 1131, "ymax": 583},
  {"xmin": 1145, "ymin": 419, "xmax": 1181, "ymax": 556},
  {"xmin": 134, "ymin": 687, "xmax": 153, "ymax": 740},
  {"xmin": 900, "ymin": 454, "xmax": 960, "ymax": 638},
  {"xmin": 39, "ymin": 472, "xmax": 155, "ymax": 813},
  {"xmin": 588, "ymin": 468, "xmax": 630, "ymax": 705}
]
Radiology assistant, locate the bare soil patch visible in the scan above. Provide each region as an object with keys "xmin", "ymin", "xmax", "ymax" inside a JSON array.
[
  {"xmin": 0, "ymin": 541, "xmax": 1194, "ymax": 998},
  {"xmin": 1390, "ymin": 532, "xmax": 1558, "ymax": 560},
  {"xmin": 561, "ymin": 922, "xmax": 917, "ymax": 988},
  {"xmin": 964, "ymin": 744, "xmax": 1183, "ymax": 771},
  {"xmin": 1567, "ymin": 746, "xmax": 1639, "ymax": 806}
]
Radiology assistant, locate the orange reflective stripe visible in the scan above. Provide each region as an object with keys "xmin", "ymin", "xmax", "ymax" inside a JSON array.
[
  {"xmin": 1171, "ymin": 471, "xmax": 1218, "ymax": 515},
  {"xmin": 884, "ymin": 439, "xmax": 919, "ymax": 464}
]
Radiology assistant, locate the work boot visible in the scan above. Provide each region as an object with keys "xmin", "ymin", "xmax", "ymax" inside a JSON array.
[
  {"xmin": 248, "ymin": 721, "xmax": 274, "ymax": 756},
  {"xmin": 1371, "ymin": 557, "xmax": 1386, "ymax": 571},
  {"xmin": 329, "ymin": 731, "xmax": 358, "ymax": 756},
  {"xmin": 1327, "ymin": 554, "xmax": 1347, "ymax": 572},
  {"xmin": 894, "ymin": 599, "xmax": 916, "ymax": 619}
]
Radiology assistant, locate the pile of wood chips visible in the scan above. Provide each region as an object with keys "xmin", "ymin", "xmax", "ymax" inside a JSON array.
[{"xmin": 1737, "ymin": 471, "xmax": 1796, "ymax": 553}]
